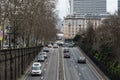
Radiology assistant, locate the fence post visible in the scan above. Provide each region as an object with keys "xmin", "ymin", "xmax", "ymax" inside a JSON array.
[
  {"xmin": 21, "ymin": 49, "xmax": 24, "ymax": 74},
  {"xmin": 14, "ymin": 50, "xmax": 17, "ymax": 80},
  {"xmin": 4, "ymin": 52, "xmax": 7, "ymax": 80},
  {"xmin": 10, "ymin": 50, "xmax": 13, "ymax": 80},
  {"xmin": 0, "ymin": 58, "xmax": 1, "ymax": 80},
  {"xmin": 18, "ymin": 49, "xmax": 20, "ymax": 77}
]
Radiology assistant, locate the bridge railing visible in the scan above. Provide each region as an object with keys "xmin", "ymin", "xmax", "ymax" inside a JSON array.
[{"xmin": 0, "ymin": 46, "xmax": 42, "ymax": 80}]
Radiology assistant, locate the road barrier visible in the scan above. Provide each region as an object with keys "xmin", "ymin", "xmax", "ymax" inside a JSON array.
[{"xmin": 0, "ymin": 46, "xmax": 42, "ymax": 80}]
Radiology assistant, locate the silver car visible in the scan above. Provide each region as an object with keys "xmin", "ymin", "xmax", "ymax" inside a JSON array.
[
  {"xmin": 78, "ymin": 57, "xmax": 86, "ymax": 63},
  {"xmin": 37, "ymin": 55, "xmax": 45, "ymax": 62},
  {"xmin": 41, "ymin": 52, "xmax": 47, "ymax": 58}
]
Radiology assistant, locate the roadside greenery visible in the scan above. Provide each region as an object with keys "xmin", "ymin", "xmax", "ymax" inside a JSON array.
[
  {"xmin": 0, "ymin": 0, "xmax": 58, "ymax": 47},
  {"xmin": 73, "ymin": 12, "xmax": 120, "ymax": 79}
]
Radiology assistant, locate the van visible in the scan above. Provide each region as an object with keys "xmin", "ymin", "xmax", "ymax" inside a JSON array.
[{"xmin": 31, "ymin": 62, "xmax": 42, "ymax": 76}]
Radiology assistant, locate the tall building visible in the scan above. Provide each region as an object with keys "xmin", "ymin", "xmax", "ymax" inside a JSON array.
[
  {"xmin": 69, "ymin": 0, "xmax": 106, "ymax": 15},
  {"xmin": 118, "ymin": 0, "xmax": 120, "ymax": 10}
]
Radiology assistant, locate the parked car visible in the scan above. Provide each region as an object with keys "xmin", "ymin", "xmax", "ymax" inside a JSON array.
[
  {"xmin": 78, "ymin": 57, "xmax": 86, "ymax": 63},
  {"xmin": 41, "ymin": 52, "xmax": 47, "ymax": 58},
  {"xmin": 43, "ymin": 47, "xmax": 49, "ymax": 52},
  {"xmin": 37, "ymin": 55, "xmax": 45, "ymax": 62},
  {"xmin": 31, "ymin": 62, "xmax": 42, "ymax": 76},
  {"xmin": 64, "ymin": 53, "xmax": 70, "ymax": 58}
]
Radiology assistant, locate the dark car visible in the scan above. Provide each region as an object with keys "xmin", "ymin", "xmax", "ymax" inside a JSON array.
[
  {"xmin": 78, "ymin": 57, "xmax": 86, "ymax": 63},
  {"xmin": 64, "ymin": 53, "xmax": 70, "ymax": 58}
]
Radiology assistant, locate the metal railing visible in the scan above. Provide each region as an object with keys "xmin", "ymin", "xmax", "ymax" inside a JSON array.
[{"xmin": 0, "ymin": 46, "xmax": 42, "ymax": 80}]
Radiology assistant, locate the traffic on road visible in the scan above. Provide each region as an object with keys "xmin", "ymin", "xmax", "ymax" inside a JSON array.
[{"xmin": 24, "ymin": 43, "xmax": 103, "ymax": 80}]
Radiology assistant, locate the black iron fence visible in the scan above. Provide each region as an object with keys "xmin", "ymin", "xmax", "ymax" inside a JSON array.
[{"xmin": 0, "ymin": 46, "xmax": 42, "ymax": 80}]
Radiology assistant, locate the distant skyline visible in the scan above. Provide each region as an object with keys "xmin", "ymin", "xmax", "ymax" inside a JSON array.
[{"xmin": 56, "ymin": 0, "xmax": 117, "ymax": 19}]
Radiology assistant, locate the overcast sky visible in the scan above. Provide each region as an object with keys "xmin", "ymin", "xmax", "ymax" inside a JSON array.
[{"xmin": 56, "ymin": 0, "xmax": 118, "ymax": 19}]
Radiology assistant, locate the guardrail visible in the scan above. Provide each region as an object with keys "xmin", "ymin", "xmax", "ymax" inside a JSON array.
[{"xmin": 0, "ymin": 46, "xmax": 42, "ymax": 80}]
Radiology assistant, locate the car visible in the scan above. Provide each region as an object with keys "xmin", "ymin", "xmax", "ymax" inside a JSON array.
[
  {"xmin": 37, "ymin": 55, "xmax": 45, "ymax": 62},
  {"xmin": 78, "ymin": 57, "xmax": 86, "ymax": 63},
  {"xmin": 64, "ymin": 53, "xmax": 70, "ymax": 58},
  {"xmin": 31, "ymin": 62, "xmax": 42, "ymax": 76},
  {"xmin": 53, "ymin": 44, "xmax": 58, "ymax": 48},
  {"xmin": 68, "ymin": 43, "xmax": 74, "ymax": 48},
  {"xmin": 43, "ymin": 47, "xmax": 49, "ymax": 52},
  {"xmin": 63, "ymin": 48, "xmax": 69, "ymax": 53},
  {"xmin": 48, "ymin": 44, "xmax": 52, "ymax": 48},
  {"xmin": 41, "ymin": 52, "xmax": 47, "ymax": 58}
]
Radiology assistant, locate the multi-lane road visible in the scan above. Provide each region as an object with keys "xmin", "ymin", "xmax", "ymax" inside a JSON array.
[
  {"xmin": 63, "ymin": 47, "xmax": 99, "ymax": 80},
  {"xmin": 24, "ymin": 47, "xmax": 105, "ymax": 80}
]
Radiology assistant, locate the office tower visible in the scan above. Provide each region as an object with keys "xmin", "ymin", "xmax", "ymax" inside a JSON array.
[
  {"xmin": 69, "ymin": 0, "xmax": 106, "ymax": 15},
  {"xmin": 118, "ymin": 0, "xmax": 120, "ymax": 10}
]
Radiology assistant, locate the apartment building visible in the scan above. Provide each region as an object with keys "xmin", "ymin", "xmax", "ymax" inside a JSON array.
[{"xmin": 63, "ymin": 14, "xmax": 108, "ymax": 39}]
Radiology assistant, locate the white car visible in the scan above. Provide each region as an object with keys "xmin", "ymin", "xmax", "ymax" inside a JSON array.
[
  {"xmin": 31, "ymin": 62, "xmax": 42, "ymax": 76},
  {"xmin": 41, "ymin": 52, "xmax": 47, "ymax": 58},
  {"xmin": 37, "ymin": 55, "xmax": 45, "ymax": 62},
  {"xmin": 48, "ymin": 44, "xmax": 52, "ymax": 48},
  {"xmin": 53, "ymin": 44, "xmax": 58, "ymax": 48}
]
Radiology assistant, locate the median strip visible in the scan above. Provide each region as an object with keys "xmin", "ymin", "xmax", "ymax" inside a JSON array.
[{"xmin": 59, "ymin": 47, "xmax": 64, "ymax": 80}]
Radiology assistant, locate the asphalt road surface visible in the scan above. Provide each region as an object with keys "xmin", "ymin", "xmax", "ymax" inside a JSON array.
[
  {"xmin": 63, "ymin": 47, "xmax": 99, "ymax": 80},
  {"xmin": 24, "ymin": 47, "xmax": 103, "ymax": 80},
  {"xmin": 25, "ymin": 48, "xmax": 59, "ymax": 80}
]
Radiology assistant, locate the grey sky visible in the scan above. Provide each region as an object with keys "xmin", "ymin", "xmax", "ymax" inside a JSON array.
[{"xmin": 57, "ymin": 0, "xmax": 117, "ymax": 19}]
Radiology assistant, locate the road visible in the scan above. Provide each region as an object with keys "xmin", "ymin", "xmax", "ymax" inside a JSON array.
[
  {"xmin": 24, "ymin": 48, "xmax": 59, "ymax": 80},
  {"xmin": 24, "ymin": 47, "xmax": 104, "ymax": 80},
  {"xmin": 63, "ymin": 47, "xmax": 99, "ymax": 80}
]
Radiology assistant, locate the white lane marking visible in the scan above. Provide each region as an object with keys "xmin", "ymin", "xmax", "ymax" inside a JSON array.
[
  {"xmin": 44, "ymin": 68, "xmax": 46, "ymax": 71},
  {"xmin": 79, "ymin": 73, "xmax": 81, "ymax": 76},
  {"xmin": 63, "ymin": 48, "xmax": 66, "ymax": 80},
  {"xmin": 81, "ymin": 67, "xmax": 86, "ymax": 70},
  {"xmin": 71, "ymin": 57, "xmax": 73, "ymax": 60},
  {"xmin": 75, "ymin": 65, "xmax": 78, "ymax": 68},
  {"xmin": 41, "ymin": 76, "xmax": 44, "ymax": 79},
  {"xmin": 57, "ymin": 47, "xmax": 59, "ymax": 80}
]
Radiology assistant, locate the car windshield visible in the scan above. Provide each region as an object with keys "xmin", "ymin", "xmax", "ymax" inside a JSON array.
[
  {"xmin": 54, "ymin": 44, "xmax": 57, "ymax": 46},
  {"xmin": 39, "ymin": 55, "xmax": 44, "ymax": 58},
  {"xmin": 32, "ymin": 66, "xmax": 41, "ymax": 70}
]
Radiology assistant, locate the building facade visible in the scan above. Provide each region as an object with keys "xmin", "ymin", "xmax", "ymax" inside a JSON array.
[
  {"xmin": 69, "ymin": 0, "xmax": 106, "ymax": 15},
  {"xmin": 63, "ymin": 14, "xmax": 108, "ymax": 39},
  {"xmin": 118, "ymin": 0, "xmax": 120, "ymax": 10}
]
